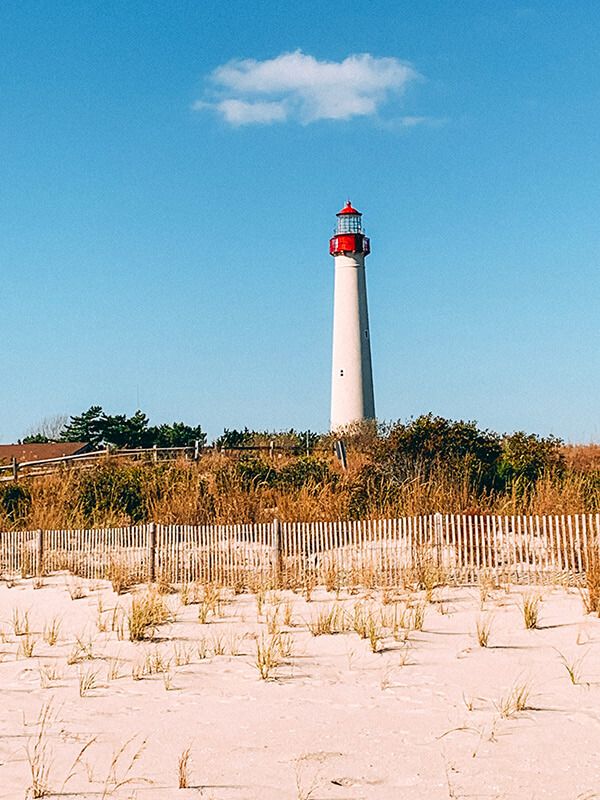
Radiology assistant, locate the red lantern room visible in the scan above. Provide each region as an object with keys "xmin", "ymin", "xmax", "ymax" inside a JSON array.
[{"xmin": 329, "ymin": 201, "xmax": 371, "ymax": 257}]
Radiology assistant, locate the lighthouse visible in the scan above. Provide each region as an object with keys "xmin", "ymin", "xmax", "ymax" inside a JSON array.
[{"xmin": 329, "ymin": 201, "xmax": 375, "ymax": 430}]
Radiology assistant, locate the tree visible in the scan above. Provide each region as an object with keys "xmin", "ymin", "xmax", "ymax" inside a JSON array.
[
  {"xmin": 61, "ymin": 406, "xmax": 206, "ymax": 450},
  {"xmin": 61, "ymin": 406, "xmax": 105, "ymax": 447},
  {"xmin": 150, "ymin": 422, "xmax": 206, "ymax": 448},
  {"xmin": 216, "ymin": 428, "xmax": 254, "ymax": 449},
  {"xmin": 22, "ymin": 433, "xmax": 53, "ymax": 444},
  {"xmin": 102, "ymin": 410, "xmax": 151, "ymax": 448},
  {"xmin": 22, "ymin": 414, "xmax": 69, "ymax": 443}
]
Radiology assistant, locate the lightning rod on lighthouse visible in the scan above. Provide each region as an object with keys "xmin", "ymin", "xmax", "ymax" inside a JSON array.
[{"xmin": 329, "ymin": 201, "xmax": 375, "ymax": 431}]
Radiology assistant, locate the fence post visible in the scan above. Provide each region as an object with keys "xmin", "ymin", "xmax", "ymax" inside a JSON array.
[
  {"xmin": 194, "ymin": 439, "xmax": 200, "ymax": 461},
  {"xmin": 272, "ymin": 518, "xmax": 282, "ymax": 585},
  {"xmin": 434, "ymin": 512, "xmax": 443, "ymax": 569},
  {"xmin": 11, "ymin": 458, "xmax": 18, "ymax": 481},
  {"xmin": 334, "ymin": 440, "xmax": 347, "ymax": 470},
  {"xmin": 36, "ymin": 529, "xmax": 44, "ymax": 577},
  {"xmin": 148, "ymin": 522, "xmax": 157, "ymax": 583}
]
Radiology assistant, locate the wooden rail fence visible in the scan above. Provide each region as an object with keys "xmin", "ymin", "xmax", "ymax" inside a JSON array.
[
  {"xmin": 1, "ymin": 513, "xmax": 598, "ymax": 587},
  {"xmin": 0, "ymin": 441, "xmax": 327, "ymax": 483}
]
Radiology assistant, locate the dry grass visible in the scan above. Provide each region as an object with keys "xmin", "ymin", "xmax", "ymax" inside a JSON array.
[
  {"xmin": 478, "ymin": 572, "xmax": 495, "ymax": 607},
  {"xmin": 266, "ymin": 605, "xmax": 281, "ymax": 634},
  {"xmin": 352, "ymin": 602, "xmax": 369, "ymax": 638},
  {"xmin": 161, "ymin": 667, "xmax": 174, "ymax": 690},
  {"xmin": 307, "ymin": 604, "xmax": 346, "ymax": 636},
  {"xmin": 111, "ymin": 607, "xmax": 127, "ymax": 640},
  {"xmin": 128, "ymin": 588, "xmax": 170, "ymax": 641},
  {"xmin": 475, "ymin": 614, "xmax": 493, "ymax": 647},
  {"xmin": 180, "ymin": 582, "xmax": 201, "ymax": 605},
  {"xmin": 66, "ymin": 578, "xmax": 86, "ymax": 600},
  {"xmin": 582, "ymin": 540, "xmax": 600, "ymax": 615},
  {"xmin": 2, "ymin": 446, "xmax": 598, "ymax": 538},
  {"xmin": 107, "ymin": 657, "xmax": 125, "ymax": 681},
  {"xmin": 12, "ymin": 607, "xmax": 30, "ymax": 636},
  {"xmin": 38, "ymin": 662, "xmax": 63, "ymax": 687},
  {"xmin": 99, "ymin": 735, "xmax": 147, "ymax": 799},
  {"xmin": 497, "ymin": 681, "xmax": 532, "ymax": 718},
  {"xmin": 522, "ymin": 593, "xmax": 541, "ymax": 629},
  {"xmin": 411, "ymin": 547, "xmax": 447, "ymax": 599},
  {"xmin": 557, "ymin": 651, "xmax": 585, "ymax": 685},
  {"xmin": 276, "ymin": 631, "xmax": 294, "ymax": 658},
  {"xmin": 67, "ymin": 633, "xmax": 95, "ymax": 664},
  {"xmin": 78, "ymin": 666, "xmax": 100, "ymax": 697},
  {"xmin": 178, "ymin": 746, "xmax": 192, "ymax": 789},
  {"xmin": 25, "ymin": 701, "xmax": 54, "ymax": 798},
  {"xmin": 410, "ymin": 601, "xmax": 426, "ymax": 631},
  {"xmin": 211, "ymin": 631, "xmax": 225, "ymax": 655},
  {"xmin": 173, "ymin": 642, "xmax": 193, "ymax": 666},
  {"xmin": 131, "ymin": 646, "xmax": 171, "ymax": 680},
  {"xmin": 366, "ymin": 616, "xmax": 383, "ymax": 653},
  {"xmin": 282, "ymin": 599, "xmax": 294, "ymax": 627},
  {"xmin": 197, "ymin": 584, "xmax": 222, "ymax": 623},
  {"xmin": 17, "ymin": 633, "xmax": 38, "ymax": 658},
  {"xmin": 302, "ymin": 574, "xmax": 317, "ymax": 603},
  {"xmin": 96, "ymin": 607, "xmax": 109, "ymax": 633},
  {"xmin": 196, "ymin": 636, "xmax": 209, "ymax": 660},
  {"xmin": 563, "ymin": 443, "xmax": 600, "ymax": 472},
  {"xmin": 107, "ymin": 557, "xmax": 135, "ymax": 595},
  {"xmin": 294, "ymin": 753, "xmax": 324, "ymax": 800},
  {"xmin": 254, "ymin": 633, "xmax": 281, "ymax": 680}
]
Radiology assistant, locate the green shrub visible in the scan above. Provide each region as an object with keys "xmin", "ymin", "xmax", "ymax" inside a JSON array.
[
  {"xmin": 77, "ymin": 463, "xmax": 145, "ymax": 523},
  {"xmin": 498, "ymin": 432, "xmax": 564, "ymax": 485},
  {"xmin": 0, "ymin": 483, "xmax": 31, "ymax": 523},
  {"xmin": 236, "ymin": 458, "xmax": 277, "ymax": 490},
  {"xmin": 275, "ymin": 457, "xmax": 335, "ymax": 491}
]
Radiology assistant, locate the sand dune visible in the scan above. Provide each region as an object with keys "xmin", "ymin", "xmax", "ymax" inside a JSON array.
[{"xmin": 0, "ymin": 577, "xmax": 599, "ymax": 798}]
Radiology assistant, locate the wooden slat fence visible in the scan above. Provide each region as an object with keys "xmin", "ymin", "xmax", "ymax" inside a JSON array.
[{"xmin": 1, "ymin": 513, "xmax": 598, "ymax": 587}]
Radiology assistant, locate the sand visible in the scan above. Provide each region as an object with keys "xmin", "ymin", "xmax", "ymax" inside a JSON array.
[{"xmin": 0, "ymin": 576, "xmax": 599, "ymax": 799}]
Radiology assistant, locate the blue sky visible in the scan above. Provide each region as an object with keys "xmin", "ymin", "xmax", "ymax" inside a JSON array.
[{"xmin": 2, "ymin": 1, "xmax": 599, "ymax": 443}]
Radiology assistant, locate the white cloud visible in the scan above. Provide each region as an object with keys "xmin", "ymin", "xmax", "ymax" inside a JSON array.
[
  {"xmin": 196, "ymin": 50, "xmax": 420, "ymax": 126},
  {"xmin": 214, "ymin": 99, "xmax": 287, "ymax": 125}
]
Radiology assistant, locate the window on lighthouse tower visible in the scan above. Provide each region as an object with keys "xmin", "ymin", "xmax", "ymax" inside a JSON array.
[
  {"xmin": 336, "ymin": 214, "xmax": 362, "ymax": 235},
  {"xmin": 336, "ymin": 202, "xmax": 363, "ymax": 235}
]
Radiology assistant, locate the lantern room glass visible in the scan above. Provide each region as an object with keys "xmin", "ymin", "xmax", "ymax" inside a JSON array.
[{"xmin": 336, "ymin": 213, "xmax": 363, "ymax": 235}]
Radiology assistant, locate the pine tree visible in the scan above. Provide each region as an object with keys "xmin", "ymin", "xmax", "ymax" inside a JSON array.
[{"xmin": 61, "ymin": 406, "xmax": 104, "ymax": 446}]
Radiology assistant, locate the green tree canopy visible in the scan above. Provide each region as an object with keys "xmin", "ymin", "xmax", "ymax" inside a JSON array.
[
  {"xmin": 149, "ymin": 422, "xmax": 207, "ymax": 448},
  {"xmin": 61, "ymin": 406, "xmax": 105, "ymax": 446},
  {"xmin": 60, "ymin": 407, "xmax": 205, "ymax": 449}
]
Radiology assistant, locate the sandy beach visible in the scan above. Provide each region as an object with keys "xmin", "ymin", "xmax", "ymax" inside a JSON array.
[{"xmin": 1, "ymin": 577, "xmax": 599, "ymax": 799}]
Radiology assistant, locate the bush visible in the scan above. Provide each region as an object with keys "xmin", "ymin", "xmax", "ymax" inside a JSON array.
[
  {"xmin": 275, "ymin": 457, "xmax": 334, "ymax": 491},
  {"xmin": 77, "ymin": 463, "xmax": 145, "ymax": 523},
  {"xmin": 498, "ymin": 432, "xmax": 564, "ymax": 485},
  {"xmin": 0, "ymin": 483, "xmax": 31, "ymax": 523},
  {"xmin": 364, "ymin": 414, "xmax": 502, "ymax": 495},
  {"xmin": 236, "ymin": 458, "xmax": 278, "ymax": 490},
  {"xmin": 216, "ymin": 428, "xmax": 254, "ymax": 449},
  {"xmin": 234, "ymin": 456, "xmax": 335, "ymax": 493}
]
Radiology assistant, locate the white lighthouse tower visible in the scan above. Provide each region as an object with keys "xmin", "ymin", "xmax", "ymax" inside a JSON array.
[{"xmin": 329, "ymin": 201, "xmax": 375, "ymax": 430}]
